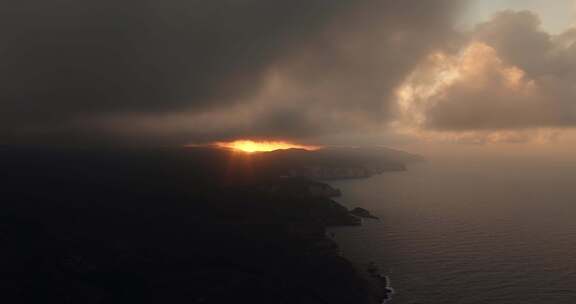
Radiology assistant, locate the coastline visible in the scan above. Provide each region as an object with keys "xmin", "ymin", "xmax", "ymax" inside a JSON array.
[
  {"xmin": 2, "ymin": 147, "xmax": 401, "ymax": 303},
  {"xmin": 260, "ymin": 177, "xmax": 393, "ymax": 303}
]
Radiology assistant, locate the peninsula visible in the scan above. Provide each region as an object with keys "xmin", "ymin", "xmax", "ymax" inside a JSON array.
[{"xmin": 2, "ymin": 146, "xmax": 413, "ymax": 303}]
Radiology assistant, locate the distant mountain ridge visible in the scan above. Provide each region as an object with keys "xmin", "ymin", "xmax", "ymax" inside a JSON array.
[
  {"xmin": 0, "ymin": 145, "xmax": 423, "ymax": 185},
  {"xmin": 251, "ymin": 146, "xmax": 424, "ymax": 180}
]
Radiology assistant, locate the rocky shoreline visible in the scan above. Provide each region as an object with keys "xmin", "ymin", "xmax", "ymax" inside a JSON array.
[
  {"xmin": 257, "ymin": 177, "xmax": 393, "ymax": 303},
  {"xmin": 2, "ymin": 147, "xmax": 403, "ymax": 303}
]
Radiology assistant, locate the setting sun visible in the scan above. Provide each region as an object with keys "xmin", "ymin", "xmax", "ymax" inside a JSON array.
[{"xmin": 216, "ymin": 140, "xmax": 320, "ymax": 153}]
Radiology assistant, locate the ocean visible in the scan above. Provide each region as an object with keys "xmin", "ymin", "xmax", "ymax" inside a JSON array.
[{"xmin": 330, "ymin": 159, "xmax": 576, "ymax": 304}]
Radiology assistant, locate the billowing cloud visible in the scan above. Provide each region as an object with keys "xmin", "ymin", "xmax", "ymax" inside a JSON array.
[
  {"xmin": 7, "ymin": 2, "xmax": 575, "ymax": 147},
  {"xmin": 394, "ymin": 10, "xmax": 576, "ymax": 143},
  {"xmin": 0, "ymin": 0, "xmax": 463, "ymax": 145}
]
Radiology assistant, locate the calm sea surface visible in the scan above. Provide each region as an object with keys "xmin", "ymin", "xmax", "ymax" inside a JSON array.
[{"xmin": 330, "ymin": 160, "xmax": 576, "ymax": 304}]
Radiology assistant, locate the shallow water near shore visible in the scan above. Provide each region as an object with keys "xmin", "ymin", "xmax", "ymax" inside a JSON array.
[{"xmin": 330, "ymin": 160, "xmax": 576, "ymax": 304}]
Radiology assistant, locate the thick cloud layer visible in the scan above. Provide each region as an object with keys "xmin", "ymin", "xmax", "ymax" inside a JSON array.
[
  {"xmin": 11, "ymin": 2, "xmax": 575, "ymax": 146},
  {"xmin": 397, "ymin": 10, "xmax": 576, "ymax": 142},
  {"xmin": 0, "ymin": 0, "xmax": 462, "ymax": 145}
]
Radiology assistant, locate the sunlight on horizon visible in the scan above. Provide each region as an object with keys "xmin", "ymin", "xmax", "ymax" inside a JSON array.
[{"xmin": 215, "ymin": 140, "xmax": 321, "ymax": 153}]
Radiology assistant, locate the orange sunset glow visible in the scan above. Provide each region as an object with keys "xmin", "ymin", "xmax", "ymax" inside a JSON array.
[{"xmin": 216, "ymin": 140, "xmax": 321, "ymax": 153}]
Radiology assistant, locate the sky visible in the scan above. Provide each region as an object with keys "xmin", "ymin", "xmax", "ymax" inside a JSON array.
[
  {"xmin": 2, "ymin": 0, "xmax": 576, "ymax": 157},
  {"xmin": 463, "ymin": 0, "xmax": 576, "ymax": 33}
]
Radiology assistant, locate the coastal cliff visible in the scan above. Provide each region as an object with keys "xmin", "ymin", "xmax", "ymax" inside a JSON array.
[
  {"xmin": 288, "ymin": 163, "xmax": 405, "ymax": 180},
  {"xmin": 252, "ymin": 177, "xmax": 392, "ymax": 303},
  {"xmin": 2, "ymin": 147, "xmax": 401, "ymax": 303}
]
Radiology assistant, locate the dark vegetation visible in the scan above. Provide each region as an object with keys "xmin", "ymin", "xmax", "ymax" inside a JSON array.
[{"xmin": 1, "ymin": 146, "xmax": 407, "ymax": 303}]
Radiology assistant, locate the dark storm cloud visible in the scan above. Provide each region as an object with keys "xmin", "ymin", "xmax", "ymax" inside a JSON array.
[{"xmin": 0, "ymin": 0, "xmax": 463, "ymax": 144}]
